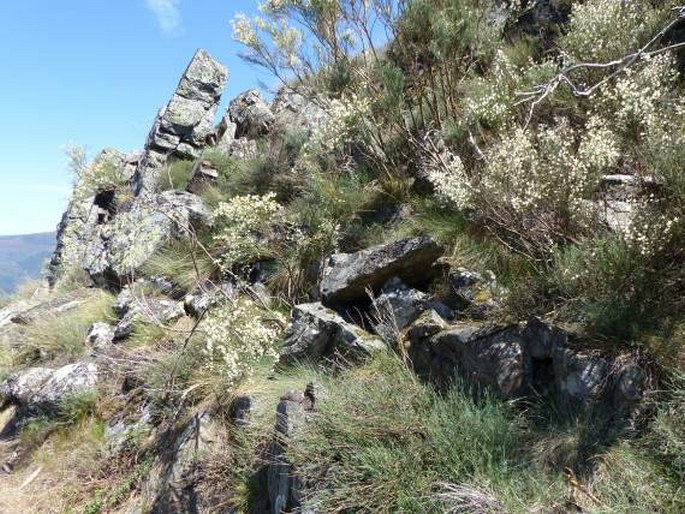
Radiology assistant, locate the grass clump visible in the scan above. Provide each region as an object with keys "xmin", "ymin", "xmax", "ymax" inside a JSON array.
[
  {"xmin": 157, "ymin": 158, "xmax": 195, "ymax": 191},
  {"xmin": 141, "ymin": 239, "xmax": 218, "ymax": 294},
  {"xmin": 287, "ymin": 354, "xmax": 561, "ymax": 513},
  {"xmin": 13, "ymin": 289, "xmax": 114, "ymax": 367}
]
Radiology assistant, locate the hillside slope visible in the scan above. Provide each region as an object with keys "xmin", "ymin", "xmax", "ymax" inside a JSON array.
[
  {"xmin": 0, "ymin": 232, "xmax": 54, "ymax": 294},
  {"xmin": 1, "ymin": 2, "xmax": 684, "ymax": 513}
]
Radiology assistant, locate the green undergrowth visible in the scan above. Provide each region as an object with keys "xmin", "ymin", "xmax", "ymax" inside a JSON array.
[
  {"xmin": 276, "ymin": 356, "xmax": 685, "ymax": 513},
  {"xmin": 12, "ymin": 289, "xmax": 115, "ymax": 367},
  {"xmin": 200, "ymin": 353, "xmax": 683, "ymax": 513}
]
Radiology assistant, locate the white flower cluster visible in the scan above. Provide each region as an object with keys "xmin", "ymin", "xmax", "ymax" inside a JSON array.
[
  {"xmin": 202, "ymin": 299, "xmax": 284, "ymax": 386},
  {"xmin": 480, "ymin": 118, "xmax": 619, "ymax": 217},
  {"xmin": 598, "ymin": 55, "xmax": 683, "ymax": 140},
  {"xmin": 621, "ymin": 205, "xmax": 681, "ymax": 258},
  {"xmin": 423, "ymin": 148, "xmax": 472, "ymax": 210},
  {"xmin": 563, "ymin": 0, "xmax": 657, "ymax": 62},
  {"xmin": 464, "ymin": 50, "xmax": 520, "ymax": 127},
  {"xmin": 213, "ymin": 193, "xmax": 284, "ymax": 270},
  {"xmin": 306, "ymin": 93, "xmax": 373, "ymax": 154},
  {"xmin": 232, "ymin": 13, "xmax": 259, "ymax": 47}
]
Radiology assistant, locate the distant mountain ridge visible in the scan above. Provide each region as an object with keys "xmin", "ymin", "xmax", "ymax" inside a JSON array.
[{"xmin": 0, "ymin": 232, "xmax": 55, "ymax": 294}]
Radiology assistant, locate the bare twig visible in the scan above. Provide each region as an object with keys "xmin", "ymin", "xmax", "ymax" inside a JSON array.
[{"xmin": 516, "ymin": 7, "xmax": 685, "ymax": 126}]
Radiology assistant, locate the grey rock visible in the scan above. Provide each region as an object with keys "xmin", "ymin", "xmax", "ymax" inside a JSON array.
[
  {"xmin": 186, "ymin": 160, "xmax": 219, "ymax": 194},
  {"xmin": 281, "ymin": 303, "xmax": 385, "ymax": 363},
  {"xmin": 210, "ymin": 109, "xmax": 237, "ymax": 153},
  {"xmin": 320, "ymin": 236, "xmax": 442, "ymax": 305},
  {"xmin": 268, "ymin": 391, "xmax": 306, "ymax": 514},
  {"xmin": 228, "ymin": 89, "xmax": 275, "ymax": 139},
  {"xmin": 410, "ymin": 317, "xmax": 647, "ymax": 418},
  {"xmin": 105, "ymin": 405, "xmax": 153, "ymax": 455},
  {"xmin": 406, "ymin": 309, "xmax": 448, "ymax": 346},
  {"xmin": 184, "ymin": 281, "xmax": 236, "ymax": 317},
  {"xmin": 1, "ymin": 363, "xmax": 99, "ymax": 415},
  {"xmin": 31, "ymin": 363, "xmax": 98, "ymax": 413},
  {"xmin": 8, "ymin": 288, "xmax": 92, "ymax": 325},
  {"xmin": 373, "ymin": 277, "xmax": 430, "ymax": 331},
  {"xmin": 227, "ymin": 137, "xmax": 258, "ymax": 160},
  {"xmin": 0, "ymin": 301, "xmax": 34, "ymax": 328},
  {"xmin": 271, "ymin": 88, "xmax": 328, "ymax": 134},
  {"xmin": 133, "ymin": 49, "xmax": 228, "ymax": 194},
  {"xmin": 114, "ymin": 296, "xmax": 185, "ymax": 341},
  {"xmin": 428, "ymin": 325, "xmax": 527, "ymax": 397},
  {"xmin": 0, "ymin": 367, "xmax": 55, "ymax": 408},
  {"xmin": 553, "ymin": 348, "xmax": 609, "ymax": 406},
  {"xmin": 55, "ymin": 190, "xmax": 212, "ymax": 285},
  {"xmin": 448, "ymin": 267, "xmax": 501, "ymax": 318},
  {"xmin": 86, "ymin": 322, "xmax": 116, "ymax": 350},
  {"xmin": 231, "ymin": 395, "xmax": 253, "ymax": 427},
  {"xmin": 146, "ymin": 410, "xmax": 218, "ymax": 514}
]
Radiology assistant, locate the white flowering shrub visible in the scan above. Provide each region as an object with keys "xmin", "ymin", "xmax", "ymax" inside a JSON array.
[
  {"xmin": 202, "ymin": 299, "xmax": 284, "ymax": 387},
  {"xmin": 213, "ymin": 193, "xmax": 284, "ymax": 271},
  {"xmin": 562, "ymin": 0, "xmax": 664, "ymax": 63},
  {"xmin": 305, "ymin": 93, "xmax": 373, "ymax": 155}
]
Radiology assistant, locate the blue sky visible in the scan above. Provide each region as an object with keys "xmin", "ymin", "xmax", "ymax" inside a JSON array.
[{"xmin": 0, "ymin": 1, "xmax": 268, "ymax": 236}]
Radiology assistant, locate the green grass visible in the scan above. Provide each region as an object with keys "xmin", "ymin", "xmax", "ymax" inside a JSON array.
[
  {"xmin": 141, "ymin": 239, "xmax": 218, "ymax": 294},
  {"xmin": 230, "ymin": 352, "xmax": 681, "ymax": 514},
  {"xmin": 158, "ymin": 158, "xmax": 195, "ymax": 191},
  {"xmin": 14, "ymin": 289, "xmax": 115, "ymax": 366}
]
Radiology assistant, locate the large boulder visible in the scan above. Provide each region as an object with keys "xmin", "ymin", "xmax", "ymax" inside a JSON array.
[
  {"xmin": 133, "ymin": 49, "xmax": 228, "ymax": 194},
  {"xmin": 409, "ymin": 317, "xmax": 649, "ymax": 417},
  {"xmin": 281, "ymin": 303, "xmax": 385, "ymax": 363},
  {"xmin": 228, "ymin": 89, "xmax": 275, "ymax": 139},
  {"xmin": 271, "ymin": 88, "xmax": 328, "ymax": 134},
  {"xmin": 145, "ymin": 410, "xmax": 219, "ymax": 514},
  {"xmin": 52, "ymin": 190, "xmax": 212, "ymax": 286},
  {"xmin": 425, "ymin": 324, "xmax": 528, "ymax": 397},
  {"xmin": 0, "ymin": 362, "xmax": 98, "ymax": 416},
  {"xmin": 319, "ymin": 236, "xmax": 443, "ymax": 305}
]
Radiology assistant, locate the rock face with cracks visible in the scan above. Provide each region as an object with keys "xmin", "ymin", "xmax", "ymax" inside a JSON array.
[
  {"xmin": 133, "ymin": 49, "xmax": 228, "ymax": 194},
  {"xmin": 319, "ymin": 236, "xmax": 443, "ymax": 305},
  {"xmin": 281, "ymin": 302, "xmax": 385, "ymax": 363}
]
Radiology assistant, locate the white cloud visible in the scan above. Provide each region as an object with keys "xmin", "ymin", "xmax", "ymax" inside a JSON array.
[{"xmin": 145, "ymin": 0, "xmax": 183, "ymax": 35}]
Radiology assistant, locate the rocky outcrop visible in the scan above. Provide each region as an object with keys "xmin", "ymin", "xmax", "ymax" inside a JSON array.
[
  {"xmin": 86, "ymin": 322, "xmax": 116, "ymax": 350},
  {"xmin": 319, "ymin": 236, "xmax": 442, "ymax": 305},
  {"xmin": 52, "ymin": 189, "xmax": 212, "ymax": 286},
  {"xmin": 133, "ymin": 49, "xmax": 228, "ymax": 194},
  {"xmin": 281, "ymin": 302, "xmax": 385, "ymax": 363},
  {"xmin": 47, "ymin": 50, "xmax": 223, "ymax": 287},
  {"xmin": 145, "ymin": 410, "xmax": 219, "ymax": 514},
  {"xmin": 229, "ymin": 89, "xmax": 275, "ymax": 139},
  {"xmin": 0, "ymin": 362, "xmax": 98, "ymax": 416},
  {"xmin": 271, "ymin": 88, "xmax": 328, "ymax": 134},
  {"xmin": 113, "ymin": 287, "xmax": 185, "ymax": 341},
  {"xmin": 267, "ymin": 385, "xmax": 321, "ymax": 514},
  {"xmin": 409, "ymin": 317, "xmax": 647, "ymax": 417}
]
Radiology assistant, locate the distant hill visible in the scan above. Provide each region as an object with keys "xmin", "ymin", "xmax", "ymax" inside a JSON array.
[{"xmin": 0, "ymin": 232, "xmax": 55, "ymax": 294}]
